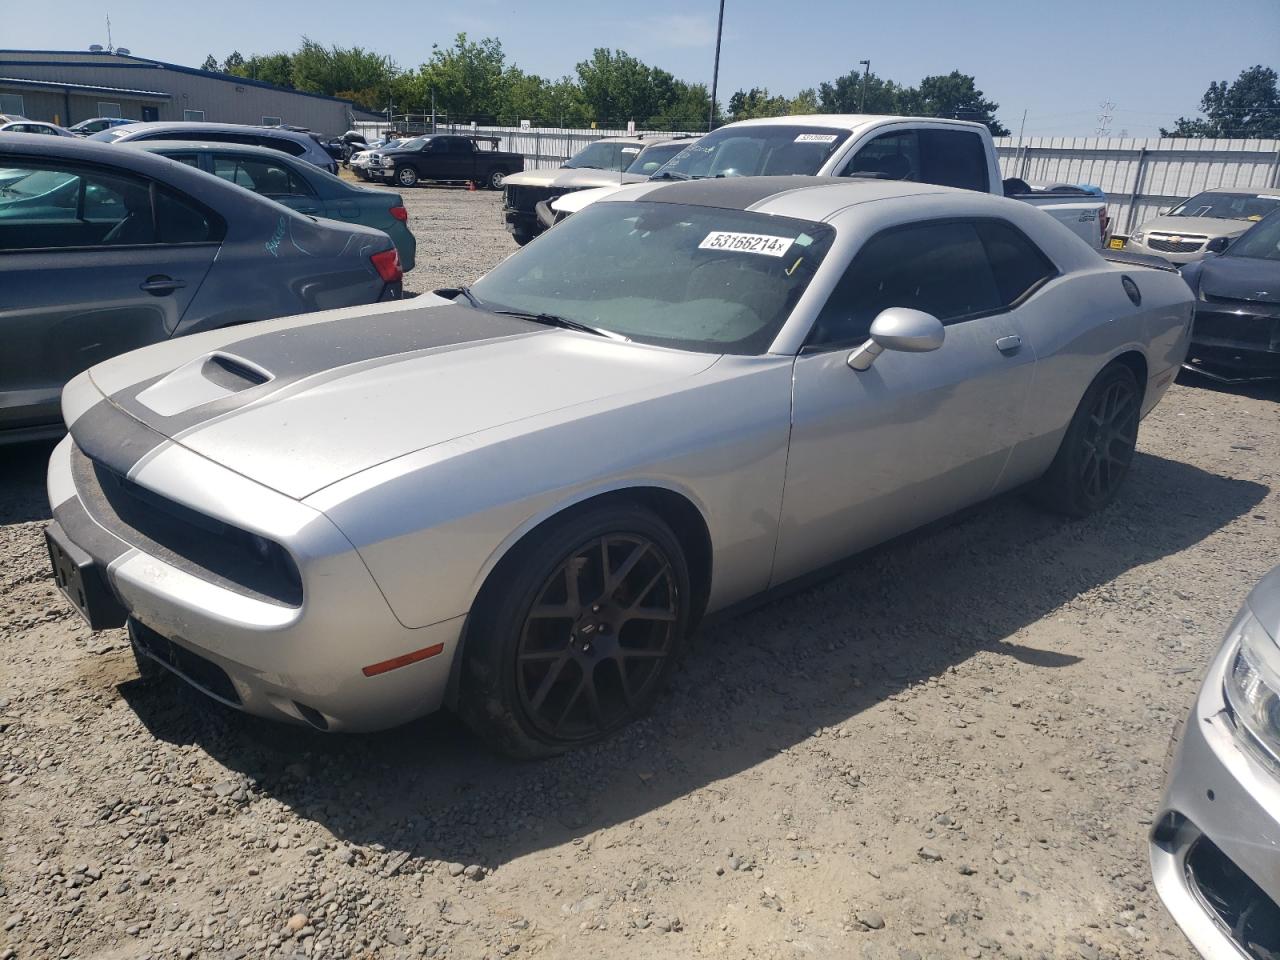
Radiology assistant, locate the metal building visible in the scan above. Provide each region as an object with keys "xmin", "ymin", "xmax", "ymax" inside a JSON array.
[{"xmin": 0, "ymin": 49, "xmax": 379, "ymax": 134}]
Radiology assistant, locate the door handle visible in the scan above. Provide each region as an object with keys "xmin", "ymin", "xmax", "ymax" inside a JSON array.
[
  {"xmin": 995, "ymin": 335, "xmax": 1022, "ymax": 354},
  {"xmin": 140, "ymin": 275, "xmax": 187, "ymax": 296}
]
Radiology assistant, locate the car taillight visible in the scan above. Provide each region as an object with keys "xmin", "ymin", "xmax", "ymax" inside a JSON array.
[
  {"xmin": 389, "ymin": 205, "xmax": 408, "ymax": 222},
  {"xmin": 370, "ymin": 248, "xmax": 402, "ymax": 284}
]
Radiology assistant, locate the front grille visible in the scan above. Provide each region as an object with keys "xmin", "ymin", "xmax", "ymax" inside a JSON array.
[
  {"xmin": 1185, "ymin": 836, "xmax": 1280, "ymax": 960},
  {"xmin": 1193, "ymin": 310, "xmax": 1280, "ymax": 352},
  {"xmin": 72, "ymin": 446, "xmax": 302, "ymax": 606},
  {"xmin": 131, "ymin": 620, "xmax": 241, "ymax": 705},
  {"xmin": 1147, "ymin": 233, "xmax": 1206, "ymax": 253},
  {"xmin": 504, "ymin": 184, "xmax": 555, "ymax": 213}
]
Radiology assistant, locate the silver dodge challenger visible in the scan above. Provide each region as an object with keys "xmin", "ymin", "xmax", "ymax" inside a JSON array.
[{"xmin": 46, "ymin": 177, "xmax": 1193, "ymax": 757}]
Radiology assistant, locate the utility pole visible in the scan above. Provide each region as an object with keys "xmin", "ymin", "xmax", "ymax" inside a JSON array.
[
  {"xmin": 858, "ymin": 60, "xmax": 871, "ymax": 113},
  {"xmin": 708, "ymin": 0, "xmax": 726, "ymax": 131}
]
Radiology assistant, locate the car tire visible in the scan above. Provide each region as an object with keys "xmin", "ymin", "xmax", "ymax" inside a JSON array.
[
  {"xmin": 1030, "ymin": 362, "xmax": 1142, "ymax": 518},
  {"xmin": 511, "ymin": 229, "xmax": 536, "ymax": 247},
  {"xmin": 486, "ymin": 169, "xmax": 506, "ymax": 190},
  {"xmin": 396, "ymin": 166, "xmax": 418, "ymax": 188},
  {"xmin": 458, "ymin": 503, "xmax": 692, "ymax": 759}
]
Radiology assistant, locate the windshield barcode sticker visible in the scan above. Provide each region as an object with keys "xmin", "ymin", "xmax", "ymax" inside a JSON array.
[
  {"xmin": 699, "ymin": 231, "xmax": 794, "ymax": 257},
  {"xmin": 795, "ymin": 133, "xmax": 838, "ymax": 144}
]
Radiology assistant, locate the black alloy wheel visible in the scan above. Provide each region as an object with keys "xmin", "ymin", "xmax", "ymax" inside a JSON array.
[
  {"xmin": 1079, "ymin": 374, "xmax": 1139, "ymax": 501},
  {"xmin": 516, "ymin": 533, "xmax": 678, "ymax": 741}
]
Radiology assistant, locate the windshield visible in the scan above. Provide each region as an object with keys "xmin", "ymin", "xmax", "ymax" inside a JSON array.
[
  {"xmin": 88, "ymin": 128, "xmax": 130, "ymax": 142},
  {"xmin": 563, "ymin": 141, "xmax": 633, "ymax": 171},
  {"xmin": 654, "ymin": 125, "xmax": 852, "ymax": 180},
  {"xmin": 1226, "ymin": 211, "xmax": 1280, "ymax": 261},
  {"xmin": 468, "ymin": 200, "xmax": 834, "ymax": 354},
  {"xmin": 626, "ymin": 141, "xmax": 693, "ymax": 176},
  {"xmin": 1169, "ymin": 191, "xmax": 1280, "ymax": 221},
  {"xmin": 396, "ymin": 137, "xmax": 428, "ymax": 151}
]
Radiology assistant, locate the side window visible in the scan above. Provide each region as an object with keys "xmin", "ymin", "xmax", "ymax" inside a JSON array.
[
  {"xmin": 164, "ymin": 152, "xmax": 202, "ymax": 169},
  {"xmin": 918, "ymin": 130, "xmax": 990, "ymax": 192},
  {"xmin": 449, "ymin": 138, "xmax": 474, "ymax": 154},
  {"xmin": 974, "ymin": 220, "xmax": 1057, "ymax": 305},
  {"xmin": 256, "ymin": 136, "xmax": 306, "ymax": 157},
  {"xmin": 212, "ymin": 156, "xmax": 313, "ymax": 197},
  {"xmin": 153, "ymin": 188, "xmax": 218, "ymax": 243},
  {"xmin": 807, "ymin": 221, "xmax": 1001, "ymax": 348},
  {"xmin": 843, "ymin": 130, "xmax": 920, "ymax": 181},
  {"xmin": 0, "ymin": 163, "xmax": 154, "ymax": 249}
]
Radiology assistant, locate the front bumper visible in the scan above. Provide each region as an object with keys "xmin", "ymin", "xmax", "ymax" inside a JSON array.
[
  {"xmin": 1188, "ymin": 301, "xmax": 1280, "ymax": 372},
  {"xmin": 47, "ymin": 435, "xmax": 462, "ymax": 732},
  {"xmin": 1150, "ymin": 628, "xmax": 1280, "ymax": 959},
  {"xmin": 1126, "ymin": 237, "xmax": 1211, "ymax": 265}
]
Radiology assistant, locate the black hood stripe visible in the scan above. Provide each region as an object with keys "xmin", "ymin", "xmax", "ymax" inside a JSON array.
[{"xmin": 78, "ymin": 304, "xmax": 547, "ymax": 475}]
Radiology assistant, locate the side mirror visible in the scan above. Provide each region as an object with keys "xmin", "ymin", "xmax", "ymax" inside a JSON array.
[
  {"xmin": 1205, "ymin": 236, "xmax": 1231, "ymax": 254},
  {"xmin": 847, "ymin": 308, "xmax": 945, "ymax": 371}
]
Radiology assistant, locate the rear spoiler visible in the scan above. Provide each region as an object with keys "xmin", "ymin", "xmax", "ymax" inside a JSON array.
[{"xmin": 1102, "ymin": 249, "xmax": 1180, "ymax": 273}]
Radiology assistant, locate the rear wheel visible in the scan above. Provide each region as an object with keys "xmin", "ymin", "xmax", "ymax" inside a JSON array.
[
  {"xmin": 1030, "ymin": 362, "xmax": 1141, "ymax": 517},
  {"xmin": 486, "ymin": 168, "xmax": 507, "ymax": 190},
  {"xmin": 396, "ymin": 165, "xmax": 418, "ymax": 188},
  {"xmin": 511, "ymin": 228, "xmax": 536, "ymax": 247},
  {"xmin": 459, "ymin": 504, "xmax": 691, "ymax": 758}
]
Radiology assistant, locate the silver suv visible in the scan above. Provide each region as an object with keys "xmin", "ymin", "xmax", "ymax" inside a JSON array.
[{"xmin": 90, "ymin": 122, "xmax": 338, "ymax": 174}]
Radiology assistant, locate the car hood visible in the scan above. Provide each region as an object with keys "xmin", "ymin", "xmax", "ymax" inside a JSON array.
[
  {"xmin": 1198, "ymin": 254, "xmax": 1280, "ymax": 304},
  {"xmin": 500, "ymin": 168, "xmax": 563, "ymax": 188},
  {"xmin": 77, "ymin": 301, "xmax": 717, "ymax": 499},
  {"xmin": 1139, "ymin": 215, "xmax": 1255, "ymax": 238},
  {"xmin": 547, "ymin": 168, "xmax": 645, "ymax": 190}
]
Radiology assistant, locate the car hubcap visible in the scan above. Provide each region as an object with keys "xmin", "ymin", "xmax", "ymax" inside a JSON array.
[
  {"xmin": 1081, "ymin": 378, "xmax": 1138, "ymax": 499},
  {"xmin": 491, "ymin": 172, "xmax": 504, "ymax": 188},
  {"xmin": 516, "ymin": 534, "xmax": 678, "ymax": 741},
  {"xmin": 400, "ymin": 169, "xmax": 414, "ymax": 185}
]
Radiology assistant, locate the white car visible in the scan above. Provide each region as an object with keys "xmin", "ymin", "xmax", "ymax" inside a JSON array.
[
  {"xmin": 552, "ymin": 115, "xmax": 1111, "ymax": 249},
  {"xmin": 0, "ymin": 120, "xmax": 75, "ymax": 137}
]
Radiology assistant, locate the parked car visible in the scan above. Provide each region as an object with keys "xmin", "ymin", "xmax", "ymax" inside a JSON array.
[
  {"xmin": 1150, "ymin": 563, "xmax": 1280, "ymax": 960},
  {"xmin": 339, "ymin": 130, "xmax": 368, "ymax": 164},
  {"xmin": 0, "ymin": 133, "xmax": 401, "ymax": 444},
  {"xmin": 0, "ymin": 113, "xmax": 27, "ymax": 124},
  {"xmin": 363, "ymin": 134, "xmax": 524, "ymax": 190},
  {"xmin": 1117, "ymin": 188, "xmax": 1280, "ymax": 264},
  {"xmin": 89, "ymin": 122, "xmax": 339, "ymax": 174},
  {"xmin": 67, "ymin": 117, "xmax": 131, "ymax": 136},
  {"xmin": 1178, "ymin": 208, "xmax": 1280, "ymax": 381},
  {"xmin": 45, "ymin": 176, "xmax": 1190, "ymax": 756},
  {"xmin": 0, "ymin": 120, "xmax": 75, "ymax": 137},
  {"xmin": 502, "ymin": 135, "xmax": 698, "ymax": 244},
  {"xmin": 547, "ymin": 116, "xmax": 1111, "ymax": 250},
  {"xmin": 350, "ymin": 140, "xmax": 402, "ymax": 179},
  {"xmin": 132, "ymin": 140, "xmax": 416, "ymax": 272}
]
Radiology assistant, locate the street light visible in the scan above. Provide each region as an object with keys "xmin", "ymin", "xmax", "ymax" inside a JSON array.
[
  {"xmin": 859, "ymin": 59, "xmax": 871, "ymax": 113},
  {"xmin": 709, "ymin": 0, "xmax": 726, "ymax": 131}
]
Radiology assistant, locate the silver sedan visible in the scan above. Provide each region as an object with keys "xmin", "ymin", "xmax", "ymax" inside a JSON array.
[
  {"xmin": 46, "ymin": 177, "xmax": 1193, "ymax": 756},
  {"xmin": 1150, "ymin": 564, "xmax": 1280, "ymax": 957}
]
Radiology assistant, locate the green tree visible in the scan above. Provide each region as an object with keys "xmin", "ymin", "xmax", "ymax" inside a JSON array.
[
  {"xmin": 401, "ymin": 34, "xmax": 508, "ymax": 122},
  {"xmin": 789, "ymin": 88, "xmax": 819, "ymax": 114},
  {"xmin": 1161, "ymin": 65, "xmax": 1280, "ymax": 138},
  {"xmin": 897, "ymin": 71, "xmax": 1009, "ymax": 135},
  {"xmin": 238, "ymin": 53, "xmax": 294, "ymax": 89},
  {"xmin": 200, "ymin": 54, "xmax": 219, "ymax": 72},
  {"xmin": 728, "ymin": 87, "xmax": 791, "ymax": 121},
  {"xmin": 222, "ymin": 51, "xmax": 245, "ymax": 74},
  {"xmin": 817, "ymin": 69, "xmax": 903, "ymax": 114},
  {"xmin": 284, "ymin": 38, "xmax": 396, "ymax": 110}
]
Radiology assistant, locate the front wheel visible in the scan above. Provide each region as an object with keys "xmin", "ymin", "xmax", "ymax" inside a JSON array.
[
  {"xmin": 459, "ymin": 504, "xmax": 691, "ymax": 758},
  {"xmin": 486, "ymin": 169, "xmax": 506, "ymax": 190},
  {"xmin": 511, "ymin": 228, "xmax": 536, "ymax": 247},
  {"xmin": 396, "ymin": 165, "xmax": 418, "ymax": 188},
  {"xmin": 1030, "ymin": 362, "xmax": 1141, "ymax": 517}
]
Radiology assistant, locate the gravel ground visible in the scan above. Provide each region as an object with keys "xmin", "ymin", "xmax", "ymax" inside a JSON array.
[{"xmin": 3, "ymin": 185, "xmax": 1279, "ymax": 960}]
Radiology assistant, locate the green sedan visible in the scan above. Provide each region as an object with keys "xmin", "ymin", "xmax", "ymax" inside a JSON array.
[{"xmin": 131, "ymin": 140, "xmax": 416, "ymax": 272}]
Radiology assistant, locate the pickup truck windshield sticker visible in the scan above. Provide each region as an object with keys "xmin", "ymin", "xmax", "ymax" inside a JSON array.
[
  {"xmin": 621, "ymin": 147, "xmax": 641, "ymax": 153},
  {"xmin": 795, "ymin": 133, "xmax": 838, "ymax": 144},
  {"xmin": 699, "ymin": 231, "xmax": 794, "ymax": 257}
]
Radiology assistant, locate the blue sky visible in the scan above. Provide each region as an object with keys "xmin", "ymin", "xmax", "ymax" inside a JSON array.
[{"xmin": 7, "ymin": 0, "xmax": 1278, "ymax": 136}]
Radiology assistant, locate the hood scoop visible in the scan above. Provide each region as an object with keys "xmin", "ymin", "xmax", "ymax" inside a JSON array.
[{"xmin": 135, "ymin": 352, "xmax": 274, "ymax": 418}]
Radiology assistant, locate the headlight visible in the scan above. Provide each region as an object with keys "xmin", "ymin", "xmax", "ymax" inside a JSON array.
[
  {"xmin": 1224, "ymin": 612, "xmax": 1280, "ymax": 764},
  {"xmin": 1131, "ymin": 232, "xmax": 1144, "ymax": 243}
]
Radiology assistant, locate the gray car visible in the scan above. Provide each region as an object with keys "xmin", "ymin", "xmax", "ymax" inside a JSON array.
[
  {"xmin": 0, "ymin": 121, "xmax": 76, "ymax": 137},
  {"xmin": 0, "ymin": 133, "xmax": 402, "ymax": 443},
  {"xmin": 45, "ymin": 177, "xmax": 1192, "ymax": 756},
  {"xmin": 1121, "ymin": 187, "xmax": 1280, "ymax": 264},
  {"xmin": 1150, "ymin": 564, "xmax": 1280, "ymax": 958},
  {"xmin": 88, "ymin": 121, "xmax": 339, "ymax": 175}
]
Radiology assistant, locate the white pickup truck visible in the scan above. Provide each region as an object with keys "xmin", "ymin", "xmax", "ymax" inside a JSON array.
[{"xmin": 552, "ymin": 115, "xmax": 1110, "ymax": 248}]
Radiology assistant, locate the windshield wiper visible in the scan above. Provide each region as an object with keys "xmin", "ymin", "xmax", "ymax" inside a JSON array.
[
  {"xmin": 456, "ymin": 286, "xmax": 484, "ymax": 309},
  {"xmin": 492, "ymin": 309, "xmax": 627, "ymax": 341},
  {"xmin": 649, "ymin": 169, "xmax": 692, "ymax": 181}
]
